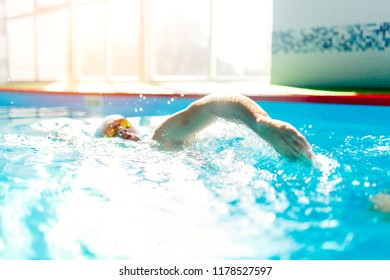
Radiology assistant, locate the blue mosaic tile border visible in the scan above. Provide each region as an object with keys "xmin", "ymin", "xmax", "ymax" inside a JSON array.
[{"xmin": 272, "ymin": 22, "xmax": 390, "ymax": 54}]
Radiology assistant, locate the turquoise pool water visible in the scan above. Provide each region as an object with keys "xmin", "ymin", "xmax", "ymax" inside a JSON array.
[{"xmin": 0, "ymin": 93, "xmax": 390, "ymax": 259}]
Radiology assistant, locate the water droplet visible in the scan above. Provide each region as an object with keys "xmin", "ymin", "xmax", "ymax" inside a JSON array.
[
  {"xmin": 298, "ymin": 196, "xmax": 310, "ymax": 205},
  {"xmin": 344, "ymin": 165, "xmax": 352, "ymax": 172}
]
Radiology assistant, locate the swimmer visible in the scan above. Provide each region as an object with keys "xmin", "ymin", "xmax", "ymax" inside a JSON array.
[
  {"xmin": 101, "ymin": 115, "xmax": 141, "ymax": 141},
  {"xmin": 100, "ymin": 93, "xmax": 314, "ymax": 162}
]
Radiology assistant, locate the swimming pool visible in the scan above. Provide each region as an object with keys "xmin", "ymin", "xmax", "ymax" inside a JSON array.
[{"xmin": 0, "ymin": 91, "xmax": 390, "ymax": 260}]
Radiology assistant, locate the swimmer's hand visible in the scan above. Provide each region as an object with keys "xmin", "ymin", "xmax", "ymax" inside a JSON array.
[{"xmin": 255, "ymin": 116, "xmax": 314, "ymax": 163}]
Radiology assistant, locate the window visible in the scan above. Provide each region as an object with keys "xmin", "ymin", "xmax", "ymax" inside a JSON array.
[
  {"xmin": 2, "ymin": 0, "xmax": 272, "ymax": 84},
  {"xmin": 37, "ymin": 10, "xmax": 69, "ymax": 80},
  {"xmin": 4, "ymin": 0, "xmax": 34, "ymax": 17},
  {"xmin": 75, "ymin": 2, "xmax": 106, "ymax": 78},
  {"xmin": 37, "ymin": 0, "xmax": 68, "ymax": 7},
  {"xmin": 151, "ymin": 0, "xmax": 210, "ymax": 78},
  {"xmin": 213, "ymin": 0, "xmax": 272, "ymax": 77},
  {"xmin": 107, "ymin": 0, "xmax": 140, "ymax": 79},
  {"xmin": 7, "ymin": 17, "xmax": 36, "ymax": 81}
]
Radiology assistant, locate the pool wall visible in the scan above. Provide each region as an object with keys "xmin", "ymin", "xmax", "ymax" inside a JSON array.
[
  {"xmin": 1, "ymin": 89, "xmax": 390, "ymax": 126},
  {"xmin": 0, "ymin": 90, "xmax": 200, "ymax": 118},
  {"xmin": 1, "ymin": 86, "xmax": 390, "ymax": 122}
]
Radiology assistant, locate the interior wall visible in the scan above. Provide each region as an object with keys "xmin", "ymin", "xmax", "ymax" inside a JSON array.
[{"xmin": 271, "ymin": 0, "xmax": 390, "ymax": 89}]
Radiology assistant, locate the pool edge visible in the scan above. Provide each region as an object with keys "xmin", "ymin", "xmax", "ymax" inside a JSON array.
[{"xmin": 1, "ymin": 87, "xmax": 390, "ymax": 106}]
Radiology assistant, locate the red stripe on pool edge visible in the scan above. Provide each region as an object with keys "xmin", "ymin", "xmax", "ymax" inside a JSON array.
[
  {"xmin": 250, "ymin": 94, "xmax": 390, "ymax": 106},
  {"xmin": 1, "ymin": 87, "xmax": 390, "ymax": 106}
]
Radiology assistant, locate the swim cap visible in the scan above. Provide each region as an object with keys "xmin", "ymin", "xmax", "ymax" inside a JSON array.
[
  {"xmin": 119, "ymin": 118, "xmax": 131, "ymax": 129},
  {"xmin": 102, "ymin": 127, "xmax": 116, "ymax": 138},
  {"xmin": 96, "ymin": 115, "xmax": 132, "ymax": 138}
]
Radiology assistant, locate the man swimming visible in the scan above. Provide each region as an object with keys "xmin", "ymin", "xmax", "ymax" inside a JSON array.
[{"xmin": 101, "ymin": 93, "xmax": 314, "ymax": 162}]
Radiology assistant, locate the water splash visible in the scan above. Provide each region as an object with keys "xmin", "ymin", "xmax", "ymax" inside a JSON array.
[{"xmin": 0, "ymin": 117, "xmax": 389, "ymax": 259}]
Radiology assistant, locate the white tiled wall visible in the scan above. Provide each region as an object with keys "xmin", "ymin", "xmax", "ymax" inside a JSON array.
[{"xmin": 271, "ymin": 0, "xmax": 390, "ymax": 88}]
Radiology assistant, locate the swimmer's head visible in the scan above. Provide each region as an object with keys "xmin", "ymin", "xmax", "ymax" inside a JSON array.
[{"xmin": 100, "ymin": 115, "xmax": 140, "ymax": 141}]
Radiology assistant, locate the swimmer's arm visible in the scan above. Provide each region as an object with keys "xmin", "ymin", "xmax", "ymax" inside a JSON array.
[
  {"xmin": 152, "ymin": 99, "xmax": 218, "ymax": 148},
  {"xmin": 153, "ymin": 93, "xmax": 313, "ymax": 162}
]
